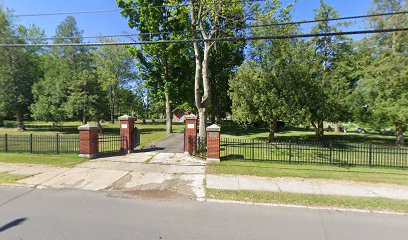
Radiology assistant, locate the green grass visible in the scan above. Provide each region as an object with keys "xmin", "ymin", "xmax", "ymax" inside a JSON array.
[
  {"xmin": 0, "ymin": 172, "xmax": 27, "ymax": 184},
  {"xmin": 206, "ymin": 189, "xmax": 408, "ymax": 213},
  {"xmin": 207, "ymin": 161, "xmax": 408, "ymax": 185},
  {"xmin": 221, "ymin": 122, "xmax": 401, "ymax": 145},
  {"xmin": 0, "ymin": 153, "xmax": 86, "ymax": 167}
]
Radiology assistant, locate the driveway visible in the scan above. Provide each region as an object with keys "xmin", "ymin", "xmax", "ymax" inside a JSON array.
[{"xmin": 145, "ymin": 132, "xmax": 185, "ymax": 153}]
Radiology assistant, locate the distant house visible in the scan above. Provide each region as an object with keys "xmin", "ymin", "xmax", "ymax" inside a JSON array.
[{"xmin": 172, "ymin": 109, "xmax": 191, "ymax": 123}]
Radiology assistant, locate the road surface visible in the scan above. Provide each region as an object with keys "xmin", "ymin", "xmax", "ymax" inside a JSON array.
[
  {"xmin": 145, "ymin": 132, "xmax": 185, "ymax": 153},
  {"xmin": 0, "ymin": 186, "xmax": 407, "ymax": 240}
]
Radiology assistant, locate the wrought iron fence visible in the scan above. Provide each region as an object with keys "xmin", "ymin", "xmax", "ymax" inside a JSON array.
[
  {"xmin": 188, "ymin": 136, "xmax": 207, "ymax": 159},
  {"xmin": 0, "ymin": 134, "xmax": 79, "ymax": 154},
  {"xmin": 98, "ymin": 134, "xmax": 127, "ymax": 154},
  {"xmin": 221, "ymin": 138, "xmax": 408, "ymax": 168}
]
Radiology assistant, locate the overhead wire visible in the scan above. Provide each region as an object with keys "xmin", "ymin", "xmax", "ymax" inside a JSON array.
[{"xmin": 1, "ymin": 28, "xmax": 407, "ymax": 47}]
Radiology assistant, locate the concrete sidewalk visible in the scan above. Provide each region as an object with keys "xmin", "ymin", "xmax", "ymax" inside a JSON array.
[
  {"xmin": 206, "ymin": 174, "xmax": 408, "ymax": 200},
  {"xmin": 0, "ymin": 151, "xmax": 206, "ymax": 200}
]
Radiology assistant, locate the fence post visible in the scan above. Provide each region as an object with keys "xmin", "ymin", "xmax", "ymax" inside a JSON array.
[
  {"xmin": 78, "ymin": 124, "xmax": 99, "ymax": 159},
  {"xmin": 119, "ymin": 115, "xmax": 137, "ymax": 154},
  {"xmin": 329, "ymin": 141, "xmax": 333, "ymax": 164},
  {"xmin": 289, "ymin": 141, "xmax": 292, "ymax": 164},
  {"xmin": 252, "ymin": 139, "xmax": 255, "ymax": 161},
  {"xmin": 206, "ymin": 124, "xmax": 221, "ymax": 163},
  {"xmin": 369, "ymin": 144, "xmax": 373, "ymax": 167},
  {"xmin": 5, "ymin": 134, "xmax": 7, "ymax": 152},
  {"xmin": 56, "ymin": 134, "xmax": 60, "ymax": 155},
  {"xmin": 29, "ymin": 134, "xmax": 33, "ymax": 153},
  {"xmin": 184, "ymin": 114, "xmax": 198, "ymax": 154}
]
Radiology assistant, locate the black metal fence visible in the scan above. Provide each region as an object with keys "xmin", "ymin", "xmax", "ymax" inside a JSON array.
[
  {"xmin": 188, "ymin": 136, "xmax": 207, "ymax": 159},
  {"xmin": 0, "ymin": 134, "xmax": 79, "ymax": 154},
  {"xmin": 221, "ymin": 138, "xmax": 408, "ymax": 168},
  {"xmin": 98, "ymin": 134, "xmax": 127, "ymax": 154}
]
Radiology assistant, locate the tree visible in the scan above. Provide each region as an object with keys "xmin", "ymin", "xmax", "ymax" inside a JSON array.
[
  {"xmin": 31, "ymin": 16, "xmax": 96, "ymax": 124},
  {"xmin": 117, "ymin": 0, "xmax": 194, "ymax": 133},
  {"xmin": 0, "ymin": 7, "xmax": 44, "ymax": 130},
  {"xmin": 229, "ymin": 1, "xmax": 311, "ymax": 141},
  {"xmin": 189, "ymin": 0, "xmax": 245, "ymax": 140},
  {"xmin": 308, "ymin": 0, "xmax": 356, "ymax": 138},
  {"xmin": 355, "ymin": 0, "xmax": 408, "ymax": 145}
]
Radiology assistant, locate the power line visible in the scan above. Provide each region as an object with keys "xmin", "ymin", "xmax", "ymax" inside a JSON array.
[
  {"xmin": 2, "ymin": 11, "xmax": 407, "ymax": 42},
  {"xmin": 9, "ymin": 0, "xmax": 264, "ymax": 17},
  {"xmin": 1, "ymin": 28, "xmax": 406, "ymax": 47}
]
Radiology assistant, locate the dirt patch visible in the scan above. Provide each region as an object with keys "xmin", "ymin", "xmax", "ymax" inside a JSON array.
[{"xmin": 122, "ymin": 189, "xmax": 176, "ymax": 199}]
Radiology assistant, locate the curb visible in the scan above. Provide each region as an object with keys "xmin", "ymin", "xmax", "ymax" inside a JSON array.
[{"xmin": 206, "ymin": 199, "xmax": 408, "ymax": 216}]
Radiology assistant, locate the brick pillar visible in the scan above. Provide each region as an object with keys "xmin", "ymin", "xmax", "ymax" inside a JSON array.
[
  {"xmin": 118, "ymin": 115, "xmax": 137, "ymax": 153},
  {"xmin": 184, "ymin": 114, "xmax": 198, "ymax": 154},
  {"xmin": 206, "ymin": 124, "xmax": 221, "ymax": 163},
  {"xmin": 78, "ymin": 124, "xmax": 99, "ymax": 159}
]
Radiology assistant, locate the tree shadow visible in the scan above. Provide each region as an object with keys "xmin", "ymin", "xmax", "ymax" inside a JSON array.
[{"xmin": 0, "ymin": 218, "xmax": 27, "ymax": 233}]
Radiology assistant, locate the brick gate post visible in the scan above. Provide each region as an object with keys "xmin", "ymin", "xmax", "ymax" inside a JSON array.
[
  {"xmin": 119, "ymin": 115, "xmax": 137, "ymax": 153},
  {"xmin": 206, "ymin": 124, "xmax": 221, "ymax": 163},
  {"xmin": 184, "ymin": 114, "xmax": 198, "ymax": 154},
  {"xmin": 78, "ymin": 124, "xmax": 99, "ymax": 159}
]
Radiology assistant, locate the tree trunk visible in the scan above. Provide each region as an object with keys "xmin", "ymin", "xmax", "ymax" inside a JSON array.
[
  {"xmin": 165, "ymin": 92, "xmax": 173, "ymax": 134},
  {"xmin": 16, "ymin": 111, "xmax": 25, "ymax": 131},
  {"xmin": 96, "ymin": 120, "xmax": 103, "ymax": 134},
  {"xmin": 198, "ymin": 108, "xmax": 206, "ymax": 141},
  {"xmin": 82, "ymin": 108, "xmax": 87, "ymax": 124},
  {"xmin": 0, "ymin": 117, "xmax": 4, "ymax": 127},
  {"xmin": 396, "ymin": 123, "xmax": 405, "ymax": 145},
  {"xmin": 268, "ymin": 119, "xmax": 278, "ymax": 142},
  {"xmin": 316, "ymin": 119, "xmax": 324, "ymax": 138}
]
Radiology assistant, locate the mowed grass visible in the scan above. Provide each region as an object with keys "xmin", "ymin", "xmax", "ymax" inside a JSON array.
[
  {"xmin": 0, "ymin": 153, "xmax": 86, "ymax": 167},
  {"xmin": 0, "ymin": 172, "xmax": 27, "ymax": 184},
  {"xmin": 221, "ymin": 122, "xmax": 400, "ymax": 145},
  {"xmin": 207, "ymin": 161, "xmax": 408, "ymax": 185},
  {"xmin": 206, "ymin": 189, "xmax": 408, "ymax": 213}
]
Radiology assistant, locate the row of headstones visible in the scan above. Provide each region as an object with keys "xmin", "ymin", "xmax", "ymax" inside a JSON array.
[
  {"xmin": 78, "ymin": 115, "xmax": 136, "ymax": 159},
  {"xmin": 184, "ymin": 114, "xmax": 221, "ymax": 163}
]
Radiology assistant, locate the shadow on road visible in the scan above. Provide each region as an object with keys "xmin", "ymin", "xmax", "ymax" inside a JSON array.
[{"xmin": 0, "ymin": 218, "xmax": 27, "ymax": 233}]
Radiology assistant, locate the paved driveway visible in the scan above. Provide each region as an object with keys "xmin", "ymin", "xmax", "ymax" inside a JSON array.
[{"xmin": 145, "ymin": 132, "xmax": 185, "ymax": 153}]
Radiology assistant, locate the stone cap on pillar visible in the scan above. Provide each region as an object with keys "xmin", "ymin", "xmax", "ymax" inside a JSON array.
[
  {"xmin": 118, "ymin": 115, "xmax": 137, "ymax": 121},
  {"xmin": 78, "ymin": 124, "xmax": 99, "ymax": 131},
  {"xmin": 185, "ymin": 114, "xmax": 197, "ymax": 120},
  {"xmin": 206, "ymin": 124, "xmax": 221, "ymax": 132}
]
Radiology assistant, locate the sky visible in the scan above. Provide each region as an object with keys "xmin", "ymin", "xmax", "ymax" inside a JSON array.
[{"xmin": 0, "ymin": 0, "xmax": 374, "ymax": 39}]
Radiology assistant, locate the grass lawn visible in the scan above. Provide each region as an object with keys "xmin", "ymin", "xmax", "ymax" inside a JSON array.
[
  {"xmin": 221, "ymin": 122, "xmax": 401, "ymax": 145},
  {"xmin": 207, "ymin": 161, "xmax": 408, "ymax": 185},
  {"xmin": 206, "ymin": 189, "xmax": 408, "ymax": 213},
  {"xmin": 0, "ymin": 172, "xmax": 27, "ymax": 184},
  {"xmin": 0, "ymin": 153, "xmax": 86, "ymax": 167}
]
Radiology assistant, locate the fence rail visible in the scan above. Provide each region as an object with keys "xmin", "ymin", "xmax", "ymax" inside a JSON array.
[
  {"xmin": 221, "ymin": 138, "xmax": 408, "ymax": 168},
  {"xmin": 0, "ymin": 134, "xmax": 79, "ymax": 154},
  {"xmin": 98, "ymin": 134, "xmax": 127, "ymax": 154}
]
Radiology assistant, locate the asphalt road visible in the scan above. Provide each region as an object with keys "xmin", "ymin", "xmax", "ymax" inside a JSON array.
[
  {"xmin": 145, "ymin": 132, "xmax": 185, "ymax": 153},
  {"xmin": 0, "ymin": 186, "xmax": 407, "ymax": 240}
]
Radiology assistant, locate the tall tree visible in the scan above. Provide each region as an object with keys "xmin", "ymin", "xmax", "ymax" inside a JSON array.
[
  {"xmin": 308, "ymin": 0, "xmax": 355, "ymax": 138},
  {"xmin": 229, "ymin": 1, "xmax": 311, "ymax": 141},
  {"xmin": 117, "ymin": 0, "xmax": 194, "ymax": 133},
  {"xmin": 0, "ymin": 7, "xmax": 44, "ymax": 130},
  {"xmin": 31, "ymin": 16, "xmax": 97, "ymax": 124},
  {"xmin": 355, "ymin": 0, "xmax": 407, "ymax": 145},
  {"xmin": 93, "ymin": 37, "xmax": 137, "ymax": 124},
  {"xmin": 189, "ymin": 0, "xmax": 245, "ymax": 140}
]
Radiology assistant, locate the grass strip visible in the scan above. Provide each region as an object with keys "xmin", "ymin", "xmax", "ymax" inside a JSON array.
[
  {"xmin": 0, "ymin": 153, "xmax": 86, "ymax": 168},
  {"xmin": 207, "ymin": 161, "xmax": 408, "ymax": 185},
  {"xmin": 0, "ymin": 172, "xmax": 27, "ymax": 184},
  {"xmin": 206, "ymin": 189, "xmax": 408, "ymax": 213}
]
